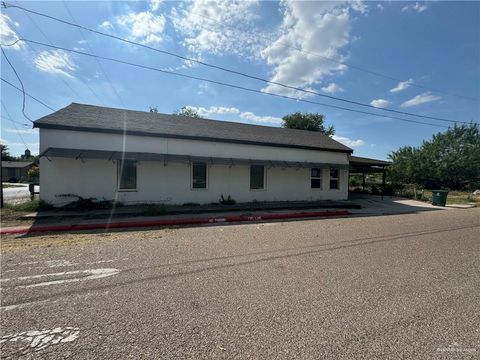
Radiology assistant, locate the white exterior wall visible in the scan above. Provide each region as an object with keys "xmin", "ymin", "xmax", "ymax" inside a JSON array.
[{"xmin": 40, "ymin": 129, "xmax": 349, "ymax": 205}]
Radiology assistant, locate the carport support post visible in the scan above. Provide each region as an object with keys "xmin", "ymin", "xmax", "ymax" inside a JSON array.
[
  {"xmin": 381, "ymin": 166, "xmax": 386, "ymax": 200},
  {"xmin": 362, "ymin": 172, "xmax": 366, "ymax": 192}
]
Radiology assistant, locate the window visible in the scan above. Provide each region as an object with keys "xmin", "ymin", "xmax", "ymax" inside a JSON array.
[
  {"xmin": 330, "ymin": 168, "xmax": 339, "ymax": 190},
  {"xmin": 250, "ymin": 165, "xmax": 265, "ymax": 190},
  {"xmin": 311, "ymin": 168, "xmax": 322, "ymax": 189},
  {"xmin": 118, "ymin": 160, "xmax": 137, "ymax": 190},
  {"xmin": 192, "ymin": 162, "xmax": 207, "ymax": 189}
]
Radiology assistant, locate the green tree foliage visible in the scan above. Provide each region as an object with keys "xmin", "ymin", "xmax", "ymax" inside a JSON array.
[
  {"xmin": 27, "ymin": 165, "xmax": 40, "ymax": 181},
  {"xmin": 173, "ymin": 106, "xmax": 200, "ymax": 118},
  {"xmin": 1, "ymin": 144, "xmax": 15, "ymax": 161},
  {"xmin": 388, "ymin": 124, "xmax": 480, "ymax": 190},
  {"xmin": 281, "ymin": 112, "xmax": 335, "ymax": 135}
]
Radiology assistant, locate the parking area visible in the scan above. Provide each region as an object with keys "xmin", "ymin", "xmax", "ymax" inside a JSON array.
[{"xmin": 1, "ymin": 207, "xmax": 479, "ymax": 359}]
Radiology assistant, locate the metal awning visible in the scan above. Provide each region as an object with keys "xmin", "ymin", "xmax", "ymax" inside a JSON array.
[
  {"xmin": 40, "ymin": 147, "xmax": 349, "ymax": 169},
  {"xmin": 349, "ymin": 155, "xmax": 391, "ymax": 173}
]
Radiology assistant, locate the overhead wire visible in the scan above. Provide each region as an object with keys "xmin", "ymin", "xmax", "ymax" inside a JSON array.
[
  {"xmin": 182, "ymin": 10, "xmax": 479, "ymax": 102},
  {"xmin": 11, "ymin": 17, "xmax": 90, "ymax": 104},
  {"xmin": 62, "ymin": 1, "xmax": 125, "ymax": 107},
  {"xmin": 1, "ymin": 100, "xmax": 30, "ymax": 149},
  {"xmin": 2, "ymin": 2, "xmax": 471, "ymax": 125},
  {"xmin": 1, "ymin": 38, "xmax": 452, "ymax": 129},
  {"xmin": 1, "ymin": 77, "xmax": 56, "ymax": 111},
  {"xmin": 1, "ymin": 47, "xmax": 34, "ymax": 123}
]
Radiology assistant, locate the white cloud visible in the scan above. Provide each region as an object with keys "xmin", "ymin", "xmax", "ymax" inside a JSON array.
[
  {"xmin": 99, "ymin": 21, "xmax": 113, "ymax": 30},
  {"xmin": 150, "ymin": 0, "xmax": 163, "ymax": 12},
  {"xmin": 321, "ymin": 83, "xmax": 344, "ymax": 94},
  {"xmin": 400, "ymin": 92, "xmax": 441, "ymax": 108},
  {"xmin": 33, "ymin": 50, "xmax": 77, "ymax": 77},
  {"xmin": 0, "ymin": 14, "xmax": 24, "ymax": 50},
  {"xmin": 185, "ymin": 106, "xmax": 282, "ymax": 125},
  {"xmin": 172, "ymin": 0, "xmax": 264, "ymax": 58},
  {"xmin": 3, "ymin": 128, "xmax": 38, "ymax": 134},
  {"xmin": 377, "ymin": 4, "xmax": 384, "ymax": 12},
  {"xmin": 239, "ymin": 112, "xmax": 282, "ymax": 125},
  {"xmin": 370, "ymin": 99, "xmax": 391, "ymax": 108},
  {"xmin": 261, "ymin": 1, "xmax": 366, "ymax": 97},
  {"xmin": 402, "ymin": 2, "xmax": 428, "ymax": 13},
  {"xmin": 116, "ymin": 11, "xmax": 166, "ymax": 44},
  {"xmin": 187, "ymin": 106, "xmax": 240, "ymax": 117},
  {"xmin": 332, "ymin": 135, "xmax": 365, "ymax": 147},
  {"xmin": 390, "ymin": 78, "xmax": 413, "ymax": 93},
  {"xmin": 350, "ymin": 1, "xmax": 368, "ymax": 14}
]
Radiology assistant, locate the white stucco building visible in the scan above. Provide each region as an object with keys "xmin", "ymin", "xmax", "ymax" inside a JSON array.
[{"xmin": 35, "ymin": 103, "xmax": 354, "ymax": 206}]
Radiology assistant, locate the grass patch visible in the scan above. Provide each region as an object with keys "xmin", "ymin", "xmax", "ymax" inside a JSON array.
[
  {"xmin": 2, "ymin": 183, "xmax": 27, "ymax": 188},
  {"xmin": 4, "ymin": 199, "xmax": 52, "ymax": 212}
]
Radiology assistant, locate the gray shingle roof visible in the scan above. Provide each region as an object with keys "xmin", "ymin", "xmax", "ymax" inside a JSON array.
[
  {"xmin": 1, "ymin": 161, "xmax": 33, "ymax": 168},
  {"xmin": 34, "ymin": 103, "xmax": 353, "ymax": 153}
]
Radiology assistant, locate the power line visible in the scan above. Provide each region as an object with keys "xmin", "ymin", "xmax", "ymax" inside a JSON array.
[
  {"xmin": 3, "ymin": 38, "xmax": 452, "ymax": 129},
  {"xmin": 0, "ymin": 114, "xmax": 29, "ymax": 127},
  {"xmin": 1, "ymin": 101, "xmax": 30, "ymax": 149},
  {"xmin": 12, "ymin": 17, "xmax": 90, "ymax": 105},
  {"xmin": 62, "ymin": 1, "xmax": 125, "ymax": 107},
  {"xmin": 3, "ymin": 2, "xmax": 470, "ymax": 125},
  {"xmin": 1, "ymin": 77, "xmax": 56, "ymax": 111},
  {"xmin": 1, "ymin": 47, "xmax": 34, "ymax": 123},
  {"xmin": 182, "ymin": 10, "xmax": 479, "ymax": 102}
]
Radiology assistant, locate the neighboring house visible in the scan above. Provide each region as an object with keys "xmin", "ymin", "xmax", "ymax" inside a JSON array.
[
  {"xmin": 1, "ymin": 161, "xmax": 33, "ymax": 183},
  {"xmin": 34, "ymin": 103, "xmax": 353, "ymax": 206}
]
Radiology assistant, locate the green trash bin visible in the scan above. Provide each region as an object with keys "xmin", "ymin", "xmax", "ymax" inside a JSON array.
[{"xmin": 432, "ymin": 190, "xmax": 449, "ymax": 206}]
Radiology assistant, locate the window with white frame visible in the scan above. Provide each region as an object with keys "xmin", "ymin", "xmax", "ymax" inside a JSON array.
[
  {"xmin": 311, "ymin": 168, "xmax": 322, "ymax": 189},
  {"xmin": 118, "ymin": 160, "xmax": 137, "ymax": 190},
  {"xmin": 330, "ymin": 168, "xmax": 339, "ymax": 190},
  {"xmin": 250, "ymin": 165, "xmax": 265, "ymax": 190},
  {"xmin": 192, "ymin": 162, "xmax": 207, "ymax": 189}
]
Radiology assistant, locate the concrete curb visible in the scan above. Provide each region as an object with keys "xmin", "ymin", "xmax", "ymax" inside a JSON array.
[{"xmin": 1, "ymin": 210, "xmax": 351, "ymax": 235}]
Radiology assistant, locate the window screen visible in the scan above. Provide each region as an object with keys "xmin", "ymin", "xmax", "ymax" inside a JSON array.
[
  {"xmin": 118, "ymin": 160, "xmax": 137, "ymax": 190},
  {"xmin": 311, "ymin": 168, "xmax": 322, "ymax": 189},
  {"xmin": 192, "ymin": 162, "xmax": 207, "ymax": 189},
  {"xmin": 250, "ymin": 165, "xmax": 265, "ymax": 190},
  {"xmin": 330, "ymin": 168, "xmax": 339, "ymax": 190}
]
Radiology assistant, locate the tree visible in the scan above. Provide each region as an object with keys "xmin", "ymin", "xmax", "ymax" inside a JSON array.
[
  {"xmin": 173, "ymin": 106, "xmax": 200, "ymax": 118},
  {"xmin": 388, "ymin": 123, "xmax": 480, "ymax": 190},
  {"xmin": 281, "ymin": 112, "xmax": 335, "ymax": 135},
  {"xmin": 27, "ymin": 165, "xmax": 40, "ymax": 181},
  {"xmin": 1, "ymin": 144, "xmax": 14, "ymax": 161},
  {"xmin": 149, "ymin": 106, "xmax": 159, "ymax": 113}
]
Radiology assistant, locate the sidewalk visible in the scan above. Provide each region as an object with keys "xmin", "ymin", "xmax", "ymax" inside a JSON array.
[
  {"xmin": 21, "ymin": 200, "xmax": 361, "ymax": 220},
  {"xmin": 1, "ymin": 208, "xmax": 352, "ymax": 235}
]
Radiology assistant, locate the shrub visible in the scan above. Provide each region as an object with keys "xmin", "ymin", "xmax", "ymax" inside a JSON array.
[
  {"xmin": 56, "ymin": 194, "xmax": 115, "ymax": 210},
  {"xmin": 219, "ymin": 194, "xmax": 236, "ymax": 205}
]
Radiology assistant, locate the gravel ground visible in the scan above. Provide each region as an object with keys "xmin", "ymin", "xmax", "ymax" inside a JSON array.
[{"xmin": 1, "ymin": 209, "xmax": 479, "ymax": 359}]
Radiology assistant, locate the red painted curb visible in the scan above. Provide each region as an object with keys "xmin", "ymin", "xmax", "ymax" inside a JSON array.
[{"xmin": 0, "ymin": 210, "xmax": 351, "ymax": 235}]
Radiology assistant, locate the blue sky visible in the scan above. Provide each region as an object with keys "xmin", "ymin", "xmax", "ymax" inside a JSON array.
[{"xmin": 1, "ymin": 1, "xmax": 479, "ymax": 159}]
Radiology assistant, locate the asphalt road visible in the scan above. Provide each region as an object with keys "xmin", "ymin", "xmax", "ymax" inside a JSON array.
[{"xmin": 1, "ymin": 209, "xmax": 479, "ymax": 359}]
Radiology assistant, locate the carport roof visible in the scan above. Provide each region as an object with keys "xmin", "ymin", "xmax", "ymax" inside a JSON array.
[
  {"xmin": 34, "ymin": 103, "xmax": 353, "ymax": 153},
  {"xmin": 349, "ymin": 156, "xmax": 391, "ymax": 173}
]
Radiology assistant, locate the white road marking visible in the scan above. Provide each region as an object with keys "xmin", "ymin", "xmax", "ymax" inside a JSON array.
[
  {"xmin": 2, "ymin": 268, "xmax": 119, "ymax": 288},
  {"xmin": 0, "ymin": 327, "xmax": 80, "ymax": 353}
]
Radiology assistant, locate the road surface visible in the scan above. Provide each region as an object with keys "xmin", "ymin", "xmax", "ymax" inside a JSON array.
[
  {"xmin": 1, "ymin": 209, "xmax": 479, "ymax": 359},
  {"xmin": 2, "ymin": 184, "xmax": 39, "ymax": 204}
]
